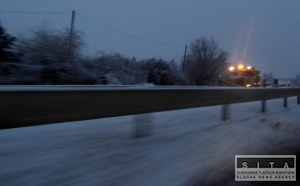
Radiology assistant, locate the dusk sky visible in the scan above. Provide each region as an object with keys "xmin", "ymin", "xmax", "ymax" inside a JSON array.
[{"xmin": 1, "ymin": 0, "xmax": 299, "ymax": 78}]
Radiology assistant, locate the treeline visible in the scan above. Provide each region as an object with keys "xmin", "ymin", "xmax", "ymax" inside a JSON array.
[{"xmin": 0, "ymin": 25, "xmax": 228, "ymax": 85}]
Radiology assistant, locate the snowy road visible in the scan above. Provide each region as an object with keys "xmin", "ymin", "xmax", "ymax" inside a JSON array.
[{"xmin": 1, "ymin": 97, "xmax": 300, "ymax": 185}]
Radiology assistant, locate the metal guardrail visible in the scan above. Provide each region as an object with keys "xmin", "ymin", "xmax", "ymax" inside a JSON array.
[{"xmin": 0, "ymin": 85, "xmax": 300, "ymax": 130}]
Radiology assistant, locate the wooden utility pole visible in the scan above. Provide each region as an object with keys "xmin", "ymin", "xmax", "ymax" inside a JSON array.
[
  {"xmin": 182, "ymin": 45, "xmax": 187, "ymax": 72},
  {"xmin": 69, "ymin": 10, "xmax": 75, "ymax": 50}
]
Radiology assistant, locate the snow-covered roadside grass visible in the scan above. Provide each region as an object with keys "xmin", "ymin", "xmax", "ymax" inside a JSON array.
[
  {"xmin": 0, "ymin": 97, "xmax": 300, "ymax": 185},
  {"xmin": 185, "ymin": 98, "xmax": 300, "ymax": 186}
]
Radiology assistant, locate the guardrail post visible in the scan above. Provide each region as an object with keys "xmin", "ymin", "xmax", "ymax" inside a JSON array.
[
  {"xmin": 221, "ymin": 104, "xmax": 230, "ymax": 121},
  {"xmin": 133, "ymin": 113, "xmax": 153, "ymax": 138},
  {"xmin": 297, "ymin": 96, "xmax": 300, "ymax": 104},
  {"xmin": 283, "ymin": 97, "xmax": 287, "ymax": 108},
  {"xmin": 261, "ymin": 100, "xmax": 266, "ymax": 113}
]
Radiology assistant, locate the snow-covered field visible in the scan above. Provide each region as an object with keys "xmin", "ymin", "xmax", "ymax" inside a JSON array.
[{"xmin": 1, "ymin": 97, "xmax": 300, "ymax": 186}]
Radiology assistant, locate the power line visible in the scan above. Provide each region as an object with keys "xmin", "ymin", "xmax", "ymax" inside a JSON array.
[
  {"xmin": 0, "ymin": 61, "xmax": 79, "ymax": 68},
  {"xmin": 0, "ymin": 10, "xmax": 185, "ymax": 47},
  {"xmin": 0, "ymin": 11, "xmax": 70, "ymax": 14},
  {"xmin": 76, "ymin": 12, "xmax": 184, "ymax": 47}
]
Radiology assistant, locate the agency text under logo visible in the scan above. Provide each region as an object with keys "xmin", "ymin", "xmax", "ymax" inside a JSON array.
[{"xmin": 235, "ymin": 155, "xmax": 296, "ymax": 181}]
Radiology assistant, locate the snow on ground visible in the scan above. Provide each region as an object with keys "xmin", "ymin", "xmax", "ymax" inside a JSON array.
[{"xmin": 1, "ymin": 97, "xmax": 300, "ymax": 186}]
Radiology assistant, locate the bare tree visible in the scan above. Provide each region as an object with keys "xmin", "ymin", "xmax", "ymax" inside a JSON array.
[
  {"xmin": 144, "ymin": 58, "xmax": 175, "ymax": 85},
  {"xmin": 14, "ymin": 27, "xmax": 90, "ymax": 84},
  {"xmin": 262, "ymin": 72, "xmax": 273, "ymax": 83},
  {"xmin": 184, "ymin": 37, "xmax": 228, "ymax": 85}
]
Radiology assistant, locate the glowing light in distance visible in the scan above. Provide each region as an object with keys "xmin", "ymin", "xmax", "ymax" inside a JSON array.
[
  {"xmin": 238, "ymin": 65, "xmax": 244, "ymax": 70},
  {"xmin": 229, "ymin": 66, "xmax": 235, "ymax": 71}
]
